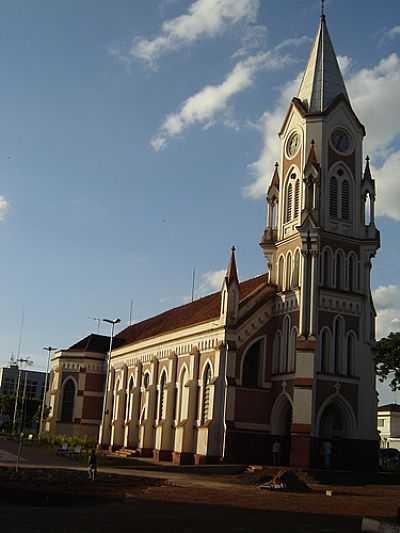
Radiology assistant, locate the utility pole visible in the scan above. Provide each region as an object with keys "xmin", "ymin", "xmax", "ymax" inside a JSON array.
[
  {"xmin": 39, "ymin": 346, "xmax": 57, "ymax": 435},
  {"xmin": 12, "ymin": 357, "xmax": 33, "ymax": 433},
  {"xmin": 98, "ymin": 318, "xmax": 121, "ymax": 447}
]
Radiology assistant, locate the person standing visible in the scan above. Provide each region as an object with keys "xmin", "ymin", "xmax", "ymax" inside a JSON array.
[
  {"xmin": 88, "ymin": 449, "xmax": 97, "ymax": 481},
  {"xmin": 322, "ymin": 441, "xmax": 332, "ymax": 469},
  {"xmin": 272, "ymin": 440, "xmax": 281, "ymax": 466}
]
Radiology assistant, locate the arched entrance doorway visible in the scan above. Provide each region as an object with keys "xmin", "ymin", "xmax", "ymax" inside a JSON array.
[
  {"xmin": 317, "ymin": 396, "xmax": 356, "ymax": 469},
  {"xmin": 270, "ymin": 394, "xmax": 293, "ymax": 465}
]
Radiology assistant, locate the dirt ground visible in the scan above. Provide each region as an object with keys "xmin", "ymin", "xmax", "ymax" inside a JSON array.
[{"xmin": 0, "ymin": 467, "xmax": 399, "ymax": 533}]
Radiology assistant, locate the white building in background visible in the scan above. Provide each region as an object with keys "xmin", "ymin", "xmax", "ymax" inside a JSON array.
[{"xmin": 378, "ymin": 404, "xmax": 400, "ymax": 450}]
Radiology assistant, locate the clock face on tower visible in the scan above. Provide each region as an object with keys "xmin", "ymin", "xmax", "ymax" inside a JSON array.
[
  {"xmin": 286, "ymin": 132, "xmax": 301, "ymax": 158},
  {"xmin": 331, "ymin": 127, "xmax": 353, "ymax": 154}
]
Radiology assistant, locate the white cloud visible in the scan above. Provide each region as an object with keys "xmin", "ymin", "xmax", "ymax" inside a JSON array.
[
  {"xmin": 373, "ymin": 285, "xmax": 400, "ymax": 339},
  {"xmin": 386, "ymin": 25, "xmax": 400, "ymax": 40},
  {"xmin": 246, "ymin": 53, "xmax": 400, "ymax": 219},
  {"xmin": 198, "ymin": 269, "xmax": 226, "ymax": 296},
  {"xmin": 151, "ymin": 50, "xmax": 292, "ymax": 150},
  {"xmin": 132, "ymin": 0, "xmax": 260, "ymax": 66},
  {"xmin": 245, "ymin": 72, "xmax": 303, "ymax": 198},
  {"xmin": 0, "ymin": 196, "xmax": 9, "ymax": 221}
]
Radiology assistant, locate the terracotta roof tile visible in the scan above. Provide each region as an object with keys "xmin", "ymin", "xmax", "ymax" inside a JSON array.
[
  {"xmin": 65, "ymin": 334, "xmax": 114, "ymax": 354},
  {"xmin": 116, "ymin": 274, "xmax": 271, "ymax": 346}
]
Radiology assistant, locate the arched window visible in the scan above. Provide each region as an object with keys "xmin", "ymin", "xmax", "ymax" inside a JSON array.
[
  {"xmin": 365, "ymin": 193, "xmax": 371, "ymax": 226},
  {"xmin": 321, "ymin": 248, "xmax": 331, "ymax": 287},
  {"xmin": 286, "ymin": 183, "xmax": 293, "ymax": 222},
  {"xmin": 272, "ymin": 332, "xmax": 281, "ymax": 375},
  {"xmin": 334, "ymin": 318, "xmax": 343, "ymax": 374},
  {"xmin": 278, "ymin": 256, "xmax": 285, "ymax": 290},
  {"xmin": 178, "ymin": 367, "xmax": 189, "ymax": 422},
  {"xmin": 293, "ymin": 250, "xmax": 300, "ymax": 288},
  {"xmin": 348, "ymin": 254, "xmax": 358, "ymax": 292},
  {"xmin": 271, "ymin": 199, "xmax": 278, "ymax": 229},
  {"xmin": 329, "ymin": 177, "xmax": 338, "ymax": 218},
  {"xmin": 341, "ymin": 180, "xmax": 350, "ymax": 221},
  {"xmin": 347, "ymin": 334, "xmax": 355, "ymax": 376},
  {"xmin": 126, "ymin": 377, "xmax": 134, "ymax": 420},
  {"xmin": 286, "ymin": 253, "xmax": 292, "ymax": 291},
  {"xmin": 201, "ymin": 365, "xmax": 212, "ymax": 424},
  {"xmin": 320, "ymin": 329, "xmax": 331, "ymax": 374},
  {"xmin": 335, "ymin": 252, "xmax": 344, "ymax": 290},
  {"xmin": 294, "ymin": 179, "xmax": 300, "ymax": 218},
  {"xmin": 61, "ymin": 379, "xmax": 75, "ymax": 422},
  {"xmin": 242, "ymin": 340, "xmax": 262, "ymax": 387},
  {"xmin": 158, "ymin": 372, "xmax": 167, "ymax": 420}
]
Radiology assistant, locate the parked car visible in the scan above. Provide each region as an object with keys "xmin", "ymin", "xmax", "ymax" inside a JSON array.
[{"xmin": 379, "ymin": 448, "xmax": 400, "ymax": 470}]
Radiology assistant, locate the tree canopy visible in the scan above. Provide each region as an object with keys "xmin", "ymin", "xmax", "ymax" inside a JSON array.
[{"xmin": 376, "ymin": 332, "xmax": 400, "ymax": 391}]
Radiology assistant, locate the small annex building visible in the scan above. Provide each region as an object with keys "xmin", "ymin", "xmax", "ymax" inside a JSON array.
[
  {"xmin": 45, "ymin": 334, "xmax": 116, "ymax": 440},
  {"xmin": 378, "ymin": 404, "xmax": 400, "ymax": 451}
]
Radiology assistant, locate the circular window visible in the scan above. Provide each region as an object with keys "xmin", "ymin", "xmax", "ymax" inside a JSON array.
[
  {"xmin": 330, "ymin": 128, "xmax": 353, "ymax": 154},
  {"xmin": 286, "ymin": 132, "xmax": 301, "ymax": 158}
]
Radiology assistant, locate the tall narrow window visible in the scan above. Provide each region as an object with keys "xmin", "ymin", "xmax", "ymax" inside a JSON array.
[
  {"xmin": 320, "ymin": 329, "xmax": 331, "ymax": 374},
  {"xmin": 271, "ymin": 199, "xmax": 278, "ymax": 229},
  {"xmin": 126, "ymin": 377, "xmax": 134, "ymax": 420},
  {"xmin": 201, "ymin": 365, "xmax": 212, "ymax": 424},
  {"xmin": 289, "ymin": 328, "xmax": 297, "ymax": 373},
  {"xmin": 347, "ymin": 334, "xmax": 355, "ymax": 376},
  {"xmin": 286, "ymin": 253, "xmax": 292, "ymax": 291},
  {"xmin": 365, "ymin": 193, "xmax": 371, "ymax": 226},
  {"xmin": 286, "ymin": 183, "xmax": 293, "ymax": 222},
  {"xmin": 272, "ymin": 332, "xmax": 281, "ymax": 375},
  {"xmin": 336, "ymin": 253, "xmax": 343, "ymax": 290},
  {"xmin": 348, "ymin": 255, "xmax": 355, "ymax": 292},
  {"xmin": 329, "ymin": 177, "xmax": 338, "ymax": 218},
  {"xmin": 242, "ymin": 341, "xmax": 261, "ymax": 387},
  {"xmin": 178, "ymin": 368, "xmax": 189, "ymax": 422},
  {"xmin": 282, "ymin": 316, "xmax": 290, "ymax": 374},
  {"xmin": 158, "ymin": 372, "xmax": 167, "ymax": 420},
  {"xmin": 294, "ymin": 179, "xmax": 300, "ymax": 218},
  {"xmin": 61, "ymin": 379, "xmax": 75, "ymax": 422},
  {"xmin": 322, "ymin": 248, "xmax": 332, "ymax": 287},
  {"xmin": 293, "ymin": 250, "xmax": 300, "ymax": 288},
  {"xmin": 278, "ymin": 256, "xmax": 285, "ymax": 290},
  {"xmin": 341, "ymin": 180, "xmax": 350, "ymax": 220},
  {"xmin": 334, "ymin": 319, "xmax": 343, "ymax": 375}
]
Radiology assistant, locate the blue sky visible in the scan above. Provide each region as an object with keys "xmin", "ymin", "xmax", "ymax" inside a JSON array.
[{"xmin": 0, "ymin": 0, "xmax": 399, "ymax": 403}]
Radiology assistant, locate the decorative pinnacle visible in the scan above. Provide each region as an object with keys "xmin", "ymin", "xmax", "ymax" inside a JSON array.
[
  {"xmin": 366, "ymin": 155, "xmax": 370, "ymax": 162},
  {"xmin": 321, "ymin": 0, "xmax": 325, "ymax": 18},
  {"xmin": 311, "ymin": 139, "xmax": 315, "ymax": 145},
  {"xmin": 274, "ymin": 161, "xmax": 279, "ymax": 168},
  {"xmin": 231, "ymin": 245, "xmax": 236, "ymax": 253}
]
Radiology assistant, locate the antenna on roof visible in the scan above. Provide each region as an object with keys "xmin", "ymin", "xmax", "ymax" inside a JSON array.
[
  {"xmin": 89, "ymin": 317, "xmax": 101, "ymax": 334},
  {"xmin": 16, "ymin": 307, "xmax": 25, "ymax": 358},
  {"xmin": 129, "ymin": 299, "xmax": 134, "ymax": 326},
  {"xmin": 191, "ymin": 268, "xmax": 196, "ymax": 303}
]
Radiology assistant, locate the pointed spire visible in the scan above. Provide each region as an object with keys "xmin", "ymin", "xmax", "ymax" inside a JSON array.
[
  {"xmin": 226, "ymin": 246, "xmax": 239, "ymax": 286},
  {"xmin": 270, "ymin": 162, "xmax": 280, "ymax": 190},
  {"xmin": 305, "ymin": 140, "xmax": 320, "ymax": 170},
  {"xmin": 297, "ymin": 14, "xmax": 349, "ymax": 113},
  {"xmin": 363, "ymin": 155, "xmax": 372, "ymax": 182}
]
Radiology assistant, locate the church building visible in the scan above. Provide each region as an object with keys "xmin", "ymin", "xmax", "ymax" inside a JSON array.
[{"xmin": 51, "ymin": 13, "xmax": 380, "ymax": 469}]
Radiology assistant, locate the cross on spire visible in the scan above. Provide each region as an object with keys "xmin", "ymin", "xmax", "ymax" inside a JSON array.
[{"xmin": 321, "ymin": 0, "xmax": 325, "ymax": 17}]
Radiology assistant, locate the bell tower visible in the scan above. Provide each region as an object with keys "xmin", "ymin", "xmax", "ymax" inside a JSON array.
[{"xmin": 261, "ymin": 12, "xmax": 380, "ymax": 468}]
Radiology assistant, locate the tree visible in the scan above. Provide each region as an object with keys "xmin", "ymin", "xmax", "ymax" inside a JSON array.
[{"xmin": 376, "ymin": 332, "xmax": 400, "ymax": 391}]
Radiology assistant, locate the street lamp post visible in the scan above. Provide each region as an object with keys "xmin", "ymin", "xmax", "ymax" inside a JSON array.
[
  {"xmin": 12, "ymin": 357, "xmax": 33, "ymax": 433},
  {"xmin": 98, "ymin": 318, "xmax": 121, "ymax": 447},
  {"xmin": 39, "ymin": 346, "xmax": 57, "ymax": 436}
]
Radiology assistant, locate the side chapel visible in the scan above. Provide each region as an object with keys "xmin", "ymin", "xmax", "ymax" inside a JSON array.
[{"xmin": 51, "ymin": 13, "xmax": 380, "ymax": 469}]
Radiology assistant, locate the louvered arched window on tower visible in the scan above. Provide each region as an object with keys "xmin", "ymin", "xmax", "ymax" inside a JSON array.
[
  {"xmin": 158, "ymin": 372, "xmax": 167, "ymax": 420},
  {"xmin": 341, "ymin": 179, "xmax": 350, "ymax": 220},
  {"xmin": 286, "ymin": 183, "xmax": 293, "ymax": 222},
  {"xmin": 294, "ymin": 179, "xmax": 300, "ymax": 218},
  {"xmin": 329, "ymin": 177, "xmax": 338, "ymax": 219}
]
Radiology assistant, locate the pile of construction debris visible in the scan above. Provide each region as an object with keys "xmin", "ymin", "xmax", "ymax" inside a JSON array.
[{"xmin": 259, "ymin": 469, "xmax": 310, "ymax": 492}]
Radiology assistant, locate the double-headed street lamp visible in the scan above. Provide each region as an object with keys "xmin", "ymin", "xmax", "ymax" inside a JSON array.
[
  {"xmin": 98, "ymin": 318, "xmax": 121, "ymax": 446},
  {"xmin": 39, "ymin": 346, "xmax": 57, "ymax": 435}
]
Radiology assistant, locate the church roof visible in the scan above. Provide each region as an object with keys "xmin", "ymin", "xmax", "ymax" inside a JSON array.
[
  {"xmin": 297, "ymin": 15, "xmax": 349, "ymax": 113},
  {"xmin": 64, "ymin": 333, "xmax": 116, "ymax": 354},
  {"xmin": 116, "ymin": 274, "xmax": 271, "ymax": 347},
  {"xmin": 378, "ymin": 404, "xmax": 400, "ymax": 413}
]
